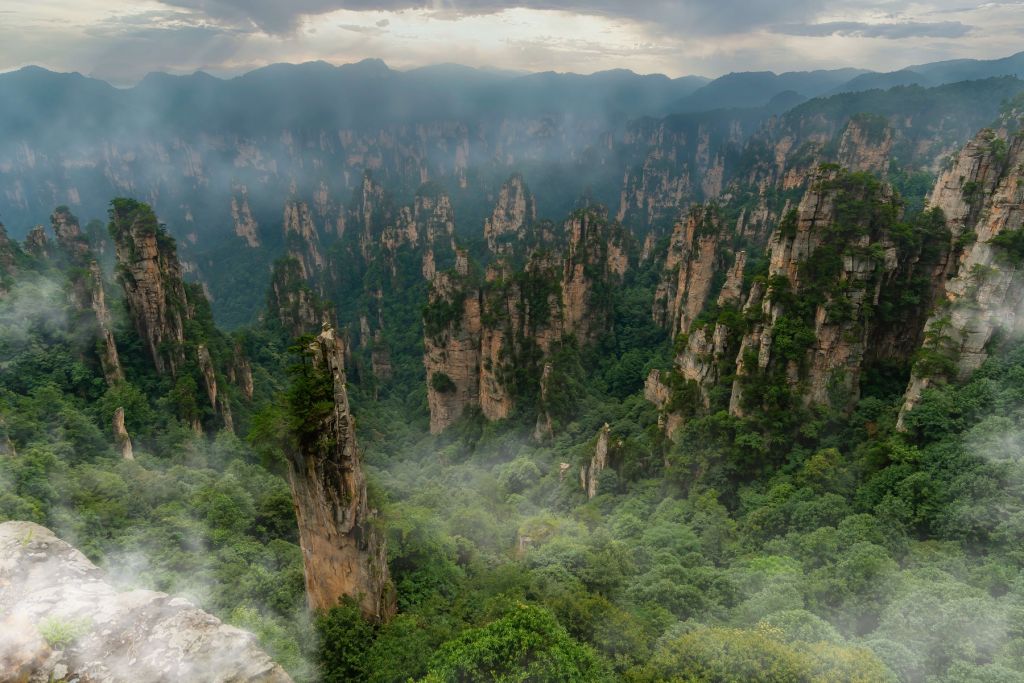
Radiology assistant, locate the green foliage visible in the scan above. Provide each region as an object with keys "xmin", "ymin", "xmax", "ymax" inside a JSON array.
[
  {"xmin": 419, "ymin": 604, "xmax": 613, "ymax": 682},
  {"xmin": 431, "ymin": 372, "xmax": 457, "ymax": 394},
  {"xmin": 316, "ymin": 599, "xmax": 377, "ymax": 683},
  {"xmin": 38, "ymin": 616, "xmax": 92, "ymax": 650},
  {"xmin": 990, "ymin": 229, "xmax": 1024, "ymax": 261}
]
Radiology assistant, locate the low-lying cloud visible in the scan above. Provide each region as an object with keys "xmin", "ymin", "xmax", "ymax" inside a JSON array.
[{"xmin": 776, "ymin": 20, "xmax": 973, "ymax": 39}]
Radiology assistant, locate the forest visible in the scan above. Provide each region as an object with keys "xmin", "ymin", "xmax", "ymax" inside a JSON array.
[{"xmin": 3, "ymin": 154, "xmax": 1024, "ymax": 683}]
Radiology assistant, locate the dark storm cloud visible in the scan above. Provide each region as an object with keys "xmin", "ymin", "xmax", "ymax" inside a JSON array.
[
  {"xmin": 776, "ymin": 20, "xmax": 973, "ymax": 39},
  {"xmin": 156, "ymin": 0, "xmax": 826, "ymax": 34}
]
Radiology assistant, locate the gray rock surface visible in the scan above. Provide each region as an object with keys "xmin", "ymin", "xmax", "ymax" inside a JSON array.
[{"xmin": 0, "ymin": 521, "xmax": 292, "ymax": 683}]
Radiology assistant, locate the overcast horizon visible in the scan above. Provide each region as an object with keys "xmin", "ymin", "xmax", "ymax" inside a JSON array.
[{"xmin": 2, "ymin": 1, "xmax": 1023, "ymax": 86}]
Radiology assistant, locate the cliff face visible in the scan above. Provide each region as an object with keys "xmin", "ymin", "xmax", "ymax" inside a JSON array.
[
  {"xmin": 286, "ymin": 328, "xmax": 395, "ymax": 621},
  {"xmin": 284, "ymin": 199, "xmax": 324, "ymax": 278},
  {"xmin": 617, "ymin": 116, "xmax": 758, "ymax": 230},
  {"xmin": 730, "ymin": 170, "xmax": 905, "ymax": 413},
  {"xmin": 580, "ymin": 424, "xmax": 613, "ymax": 499},
  {"xmin": 423, "ymin": 210, "xmax": 629, "ymax": 433},
  {"xmin": 0, "ymin": 521, "xmax": 292, "ymax": 683},
  {"xmin": 485, "ymin": 174, "xmax": 536, "ymax": 254},
  {"xmin": 267, "ymin": 256, "xmax": 331, "ymax": 340},
  {"xmin": 646, "ymin": 161, "xmax": 956, "ymax": 434},
  {"xmin": 52, "ymin": 207, "xmax": 124, "ymax": 385},
  {"xmin": 901, "ymin": 130, "xmax": 1024, "ymax": 422},
  {"xmin": 231, "ymin": 186, "xmax": 261, "ymax": 248},
  {"xmin": 110, "ymin": 200, "xmax": 191, "ymax": 376},
  {"xmin": 110, "ymin": 199, "xmax": 235, "ymax": 430},
  {"xmin": 423, "ymin": 252, "xmax": 483, "ymax": 433},
  {"xmin": 652, "ymin": 207, "xmax": 725, "ymax": 337}
]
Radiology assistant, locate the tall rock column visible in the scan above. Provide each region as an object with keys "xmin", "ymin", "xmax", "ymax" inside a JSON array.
[
  {"xmin": 287, "ymin": 328, "xmax": 395, "ymax": 621},
  {"xmin": 423, "ymin": 252, "xmax": 483, "ymax": 433},
  {"xmin": 901, "ymin": 130, "xmax": 1024, "ymax": 424},
  {"xmin": 109, "ymin": 199, "xmax": 190, "ymax": 376}
]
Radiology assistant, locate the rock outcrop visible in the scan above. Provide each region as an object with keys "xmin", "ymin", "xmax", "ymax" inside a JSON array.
[
  {"xmin": 231, "ymin": 186, "xmax": 262, "ymax": 248},
  {"xmin": 901, "ymin": 129, "xmax": 1024, "ymax": 423},
  {"xmin": 109, "ymin": 199, "xmax": 191, "ymax": 376},
  {"xmin": 580, "ymin": 424, "xmax": 613, "ymax": 499},
  {"xmin": 266, "ymin": 256, "xmax": 331, "ymax": 340},
  {"xmin": 652, "ymin": 206, "xmax": 725, "ymax": 336},
  {"xmin": 284, "ymin": 199, "xmax": 324, "ymax": 278},
  {"xmin": 646, "ymin": 163, "xmax": 955, "ymax": 433},
  {"xmin": 423, "ymin": 252, "xmax": 483, "ymax": 433},
  {"xmin": 286, "ymin": 328, "xmax": 395, "ymax": 621},
  {"xmin": 113, "ymin": 407, "xmax": 134, "ymax": 461},
  {"xmin": 51, "ymin": 208, "xmax": 124, "ymax": 384},
  {"xmin": 0, "ymin": 521, "xmax": 292, "ymax": 683},
  {"xmin": 485, "ymin": 174, "xmax": 536, "ymax": 253},
  {"xmin": 422, "ymin": 209, "xmax": 629, "ymax": 432}
]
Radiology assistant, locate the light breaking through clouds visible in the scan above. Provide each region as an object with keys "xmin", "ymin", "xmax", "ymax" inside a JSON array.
[{"xmin": 0, "ymin": 0, "xmax": 1021, "ymax": 83}]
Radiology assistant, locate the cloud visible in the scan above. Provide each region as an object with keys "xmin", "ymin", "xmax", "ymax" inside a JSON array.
[
  {"xmin": 775, "ymin": 20, "xmax": 973, "ymax": 39},
  {"xmin": 154, "ymin": 0, "xmax": 827, "ymax": 35},
  {"xmin": 338, "ymin": 22, "xmax": 389, "ymax": 35}
]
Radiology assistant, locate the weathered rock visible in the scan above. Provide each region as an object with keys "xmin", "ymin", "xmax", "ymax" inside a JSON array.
[
  {"xmin": 652, "ymin": 207, "xmax": 722, "ymax": 336},
  {"xmin": 267, "ymin": 257, "xmax": 331, "ymax": 340},
  {"xmin": 23, "ymin": 226, "xmax": 50, "ymax": 260},
  {"xmin": 283, "ymin": 199, "xmax": 324, "ymax": 278},
  {"xmin": 110, "ymin": 200, "xmax": 190, "ymax": 376},
  {"xmin": 424, "ymin": 264, "xmax": 483, "ymax": 434},
  {"xmin": 113, "ymin": 407, "xmax": 134, "ymax": 461},
  {"xmin": 286, "ymin": 328, "xmax": 395, "ymax": 621},
  {"xmin": 901, "ymin": 130, "xmax": 1024, "ymax": 425},
  {"xmin": 836, "ymin": 116, "xmax": 893, "ymax": 174},
  {"xmin": 533, "ymin": 362, "xmax": 555, "ymax": 442},
  {"xmin": 0, "ymin": 521, "xmax": 292, "ymax": 683},
  {"xmin": 580, "ymin": 424, "xmax": 612, "ymax": 499},
  {"xmin": 485, "ymin": 174, "xmax": 536, "ymax": 253},
  {"xmin": 86, "ymin": 261, "xmax": 125, "ymax": 385},
  {"xmin": 731, "ymin": 169, "xmax": 904, "ymax": 412},
  {"xmin": 231, "ymin": 186, "xmax": 261, "ymax": 248}
]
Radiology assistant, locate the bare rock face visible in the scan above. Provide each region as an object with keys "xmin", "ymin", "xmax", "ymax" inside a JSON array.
[
  {"xmin": 286, "ymin": 329, "xmax": 395, "ymax": 621},
  {"xmin": 580, "ymin": 424, "xmax": 612, "ymax": 499},
  {"xmin": 23, "ymin": 226, "xmax": 50, "ymax": 260},
  {"xmin": 52, "ymin": 208, "xmax": 125, "ymax": 385},
  {"xmin": 86, "ymin": 261, "xmax": 125, "ymax": 385},
  {"xmin": 732, "ymin": 169, "xmax": 903, "ymax": 412},
  {"xmin": 110, "ymin": 200, "xmax": 190, "ymax": 376},
  {"xmin": 267, "ymin": 257, "xmax": 331, "ymax": 340},
  {"xmin": 422, "ymin": 210, "xmax": 630, "ymax": 433},
  {"xmin": 652, "ymin": 207, "xmax": 722, "ymax": 336},
  {"xmin": 485, "ymin": 174, "xmax": 536, "ymax": 253},
  {"xmin": 113, "ymin": 406, "xmax": 134, "ymax": 460},
  {"xmin": 284, "ymin": 199, "xmax": 324, "ymax": 278},
  {"xmin": 50, "ymin": 206, "xmax": 90, "ymax": 260},
  {"xmin": 562, "ymin": 209, "xmax": 629, "ymax": 344},
  {"xmin": 0, "ymin": 521, "xmax": 292, "ymax": 683},
  {"xmin": 533, "ymin": 362, "xmax": 555, "ymax": 442},
  {"xmin": 424, "ymin": 262, "xmax": 483, "ymax": 434},
  {"xmin": 230, "ymin": 342, "xmax": 255, "ymax": 401},
  {"xmin": 231, "ymin": 186, "xmax": 262, "ymax": 248},
  {"xmin": 836, "ymin": 117, "xmax": 893, "ymax": 174},
  {"xmin": 901, "ymin": 130, "xmax": 1024, "ymax": 424}
]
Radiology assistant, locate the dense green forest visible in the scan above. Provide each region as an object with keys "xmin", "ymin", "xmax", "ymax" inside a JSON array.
[{"xmin": 2, "ymin": 170, "xmax": 1024, "ymax": 683}]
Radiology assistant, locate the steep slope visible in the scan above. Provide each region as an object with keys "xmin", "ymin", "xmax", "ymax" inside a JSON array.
[{"xmin": 900, "ymin": 129, "xmax": 1024, "ymax": 425}]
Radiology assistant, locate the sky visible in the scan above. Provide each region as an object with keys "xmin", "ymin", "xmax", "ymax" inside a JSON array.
[{"xmin": 0, "ymin": 0, "xmax": 1022, "ymax": 84}]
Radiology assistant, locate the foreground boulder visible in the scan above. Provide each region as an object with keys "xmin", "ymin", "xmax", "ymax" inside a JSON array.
[{"xmin": 0, "ymin": 521, "xmax": 292, "ymax": 683}]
